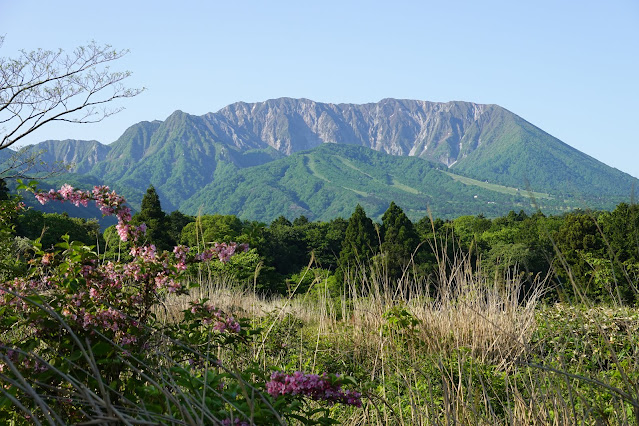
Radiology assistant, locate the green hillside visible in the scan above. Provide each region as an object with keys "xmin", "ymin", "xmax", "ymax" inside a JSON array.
[
  {"xmin": 85, "ymin": 112, "xmax": 285, "ymax": 212},
  {"xmin": 451, "ymin": 110, "xmax": 636, "ymax": 197},
  {"xmin": 179, "ymin": 144, "xmax": 614, "ymax": 222}
]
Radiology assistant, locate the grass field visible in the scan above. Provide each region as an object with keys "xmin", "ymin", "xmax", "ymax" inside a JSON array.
[
  {"xmin": 444, "ymin": 171, "xmax": 554, "ymax": 200},
  {"xmin": 152, "ymin": 253, "xmax": 639, "ymax": 425},
  {"xmin": 3, "ymin": 243, "xmax": 639, "ymax": 424}
]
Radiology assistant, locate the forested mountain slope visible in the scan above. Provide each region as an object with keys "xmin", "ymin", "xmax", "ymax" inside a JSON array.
[{"xmin": 3, "ymin": 98, "xmax": 635, "ymax": 221}]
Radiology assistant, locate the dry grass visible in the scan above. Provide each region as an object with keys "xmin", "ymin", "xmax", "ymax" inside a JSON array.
[{"xmin": 144, "ymin": 247, "xmax": 638, "ymax": 425}]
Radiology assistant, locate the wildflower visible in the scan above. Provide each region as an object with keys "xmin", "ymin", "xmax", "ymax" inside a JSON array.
[
  {"xmin": 137, "ymin": 222, "xmax": 147, "ymax": 234},
  {"xmin": 120, "ymin": 335, "xmax": 137, "ymax": 346},
  {"xmin": 116, "ymin": 223, "xmax": 130, "ymax": 241},
  {"xmin": 266, "ymin": 371, "xmax": 362, "ymax": 407}
]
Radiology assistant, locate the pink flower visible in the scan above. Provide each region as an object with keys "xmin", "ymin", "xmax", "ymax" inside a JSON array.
[
  {"xmin": 265, "ymin": 371, "xmax": 362, "ymax": 407},
  {"xmin": 41, "ymin": 253, "xmax": 54, "ymax": 265},
  {"xmin": 120, "ymin": 335, "xmax": 137, "ymax": 345},
  {"xmin": 35, "ymin": 192, "xmax": 53, "ymax": 205},
  {"xmin": 58, "ymin": 184, "xmax": 74, "ymax": 199},
  {"xmin": 116, "ymin": 223, "xmax": 130, "ymax": 241}
]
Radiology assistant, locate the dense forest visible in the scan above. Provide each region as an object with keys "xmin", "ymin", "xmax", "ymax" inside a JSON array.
[{"xmin": 6, "ymin": 182, "xmax": 639, "ymax": 305}]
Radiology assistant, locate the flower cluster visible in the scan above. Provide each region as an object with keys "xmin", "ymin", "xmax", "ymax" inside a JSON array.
[
  {"xmin": 1, "ymin": 253, "xmax": 145, "ymax": 345},
  {"xmin": 194, "ymin": 242, "xmax": 249, "ymax": 263},
  {"xmin": 173, "ymin": 245, "xmax": 190, "ymax": 270},
  {"xmin": 35, "ymin": 184, "xmax": 142, "ymax": 242},
  {"xmin": 0, "ymin": 348, "xmax": 49, "ymax": 375},
  {"xmin": 35, "ymin": 184, "xmax": 91, "ymax": 207},
  {"xmin": 189, "ymin": 300, "xmax": 241, "ymax": 333},
  {"xmin": 266, "ymin": 371, "xmax": 362, "ymax": 407},
  {"xmin": 1, "ymin": 185, "xmax": 251, "ymax": 346}
]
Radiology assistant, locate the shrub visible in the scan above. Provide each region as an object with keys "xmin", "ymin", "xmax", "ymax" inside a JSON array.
[{"xmin": 0, "ymin": 184, "xmax": 361, "ymax": 424}]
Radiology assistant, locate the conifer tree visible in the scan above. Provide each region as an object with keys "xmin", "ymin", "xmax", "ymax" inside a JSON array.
[
  {"xmin": 381, "ymin": 202, "xmax": 420, "ymax": 279},
  {"xmin": 263, "ymin": 216, "xmax": 307, "ymax": 275},
  {"xmin": 337, "ymin": 205, "xmax": 378, "ymax": 282},
  {"xmin": 133, "ymin": 185, "xmax": 174, "ymax": 251}
]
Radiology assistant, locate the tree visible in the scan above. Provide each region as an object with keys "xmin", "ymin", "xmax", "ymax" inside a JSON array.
[
  {"xmin": 337, "ymin": 205, "xmax": 378, "ymax": 282},
  {"xmin": 16, "ymin": 210, "xmax": 102, "ymax": 251},
  {"xmin": 180, "ymin": 214, "xmax": 243, "ymax": 247},
  {"xmin": 241, "ymin": 220, "xmax": 267, "ymax": 248},
  {"xmin": 139, "ymin": 186, "xmax": 165, "ymax": 219},
  {"xmin": 293, "ymin": 215, "xmax": 310, "ymax": 227},
  {"xmin": 0, "ymin": 37, "xmax": 142, "ymax": 152},
  {"xmin": 271, "ymin": 216, "xmax": 292, "ymax": 228},
  {"xmin": 167, "ymin": 210, "xmax": 194, "ymax": 245},
  {"xmin": 0, "ymin": 178, "xmax": 8, "ymax": 200},
  {"xmin": 600, "ymin": 203, "xmax": 639, "ymax": 264},
  {"xmin": 303, "ymin": 218, "xmax": 347, "ymax": 271},
  {"xmin": 380, "ymin": 202, "xmax": 420, "ymax": 280},
  {"xmin": 263, "ymin": 216, "xmax": 307, "ymax": 276},
  {"xmin": 553, "ymin": 212, "xmax": 605, "ymax": 301},
  {"xmin": 133, "ymin": 186, "xmax": 174, "ymax": 251}
]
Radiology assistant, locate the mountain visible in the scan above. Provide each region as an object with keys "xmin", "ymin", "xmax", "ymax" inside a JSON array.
[
  {"xmin": 181, "ymin": 143, "xmax": 579, "ymax": 222},
  {"xmin": 202, "ymin": 98, "xmax": 636, "ymax": 197},
  {"xmin": 4, "ymin": 98, "xmax": 637, "ymax": 222},
  {"xmin": 35, "ymin": 140, "xmax": 111, "ymax": 174}
]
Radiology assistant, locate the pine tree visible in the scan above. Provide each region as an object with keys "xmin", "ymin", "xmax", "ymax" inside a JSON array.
[
  {"xmin": 337, "ymin": 205, "xmax": 378, "ymax": 282},
  {"xmin": 380, "ymin": 202, "xmax": 420, "ymax": 280},
  {"xmin": 139, "ymin": 186, "xmax": 164, "ymax": 221},
  {"xmin": 133, "ymin": 185, "xmax": 174, "ymax": 251}
]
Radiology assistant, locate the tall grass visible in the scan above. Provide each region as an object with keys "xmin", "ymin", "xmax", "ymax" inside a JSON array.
[
  {"xmin": 3, "ymin": 237, "xmax": 639, "ymax": 424},
  {"xmin": 151, "ymin": 248, "xmax": 542, "ymax": 424},
  {"xmin": 159, "ymin": 243, "xmax": 639, "ymax": 425}
]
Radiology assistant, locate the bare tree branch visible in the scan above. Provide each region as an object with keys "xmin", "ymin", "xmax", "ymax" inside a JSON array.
[
  {"xmin": 0, "ymin": 36, "xmax": 144, "ymax": 151},
  {"xmin": 0, "ymin": 145, "xmax": 70, "ymax": 179}
]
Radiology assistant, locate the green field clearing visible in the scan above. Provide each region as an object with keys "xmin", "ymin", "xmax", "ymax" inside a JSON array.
[
  {"xmin": 444, "ymin": 171, "xmax": 554, "ymax": 199},
  {"xmin": 390, "ymin": 175, "xmax": 420, "ymax": 194},
  {"xmin": 305, "ymin": 155, "xmax": 331, "ymax": 182},
  {"xmin": 306, "ymin": 155, "xmax": 368, "ymax": 196}
]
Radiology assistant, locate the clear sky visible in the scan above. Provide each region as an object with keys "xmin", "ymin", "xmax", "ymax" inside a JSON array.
[{"xmin": 1, "ymin": 0, "xmax": 638, "ymax": 176}]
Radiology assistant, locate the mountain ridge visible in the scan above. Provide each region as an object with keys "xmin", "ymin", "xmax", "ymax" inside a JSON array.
[{"xmin": 4, "ymin": 97, "xmax": 637, "ymax": 222}]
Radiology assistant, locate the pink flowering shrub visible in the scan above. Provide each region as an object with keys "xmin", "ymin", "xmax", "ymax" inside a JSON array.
[
  {"xmin": 189, "ymin": 300, "xmax": 242, "ymax": 333},
  {"xmin": 2, "ymin": 185, "xmax": 249, "ymax": 345},
  {"xmin": 266, "ymin": 371, "xmax": 362, "ymax": 407},
  {"xmin": 0, "ymin": 183, "xmax": 361, "ymax": 424}
]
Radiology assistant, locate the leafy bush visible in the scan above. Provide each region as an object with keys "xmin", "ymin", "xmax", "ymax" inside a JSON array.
[{"xmin": 0, "ymin": 184, "xmax": 361, "ymax": 424}]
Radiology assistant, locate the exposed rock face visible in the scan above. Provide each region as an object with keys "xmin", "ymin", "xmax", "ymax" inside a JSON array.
[
  {"xmin": 35, "ymin": 140, "xmax": 111, "ymax": 174},
  {"xmin": 203, "ymin": 98, "xmax": 494, "ymax": 167},
  {"xmin": 24, "ymin": 98, "xmax": 505, "ymax": 171}
]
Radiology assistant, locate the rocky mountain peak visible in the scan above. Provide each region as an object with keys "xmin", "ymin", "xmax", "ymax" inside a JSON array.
[{"xmin": 199, "ymin": 98, "xmax": 501, "ymax": 164}]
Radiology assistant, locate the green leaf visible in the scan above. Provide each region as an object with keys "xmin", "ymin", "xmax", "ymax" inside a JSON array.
[{"xmin": 91, "ymin": 341, "xmax": 113, "ymax": 357}]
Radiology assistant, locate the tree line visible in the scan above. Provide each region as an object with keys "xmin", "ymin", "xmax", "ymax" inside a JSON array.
[{"xmin": 4, "ymin": 183, "xmax": 639, "ymax": 304}]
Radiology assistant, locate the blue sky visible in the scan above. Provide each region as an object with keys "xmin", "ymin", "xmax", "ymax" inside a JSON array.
[{"xmin": 2, "ymin": 0, "xmax": 638, "ymax": 176}]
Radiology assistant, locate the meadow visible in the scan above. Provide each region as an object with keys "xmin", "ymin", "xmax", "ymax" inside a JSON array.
[{"xmin": 1, "ymin": 183, "xmax": 638, "ymax": 425}]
